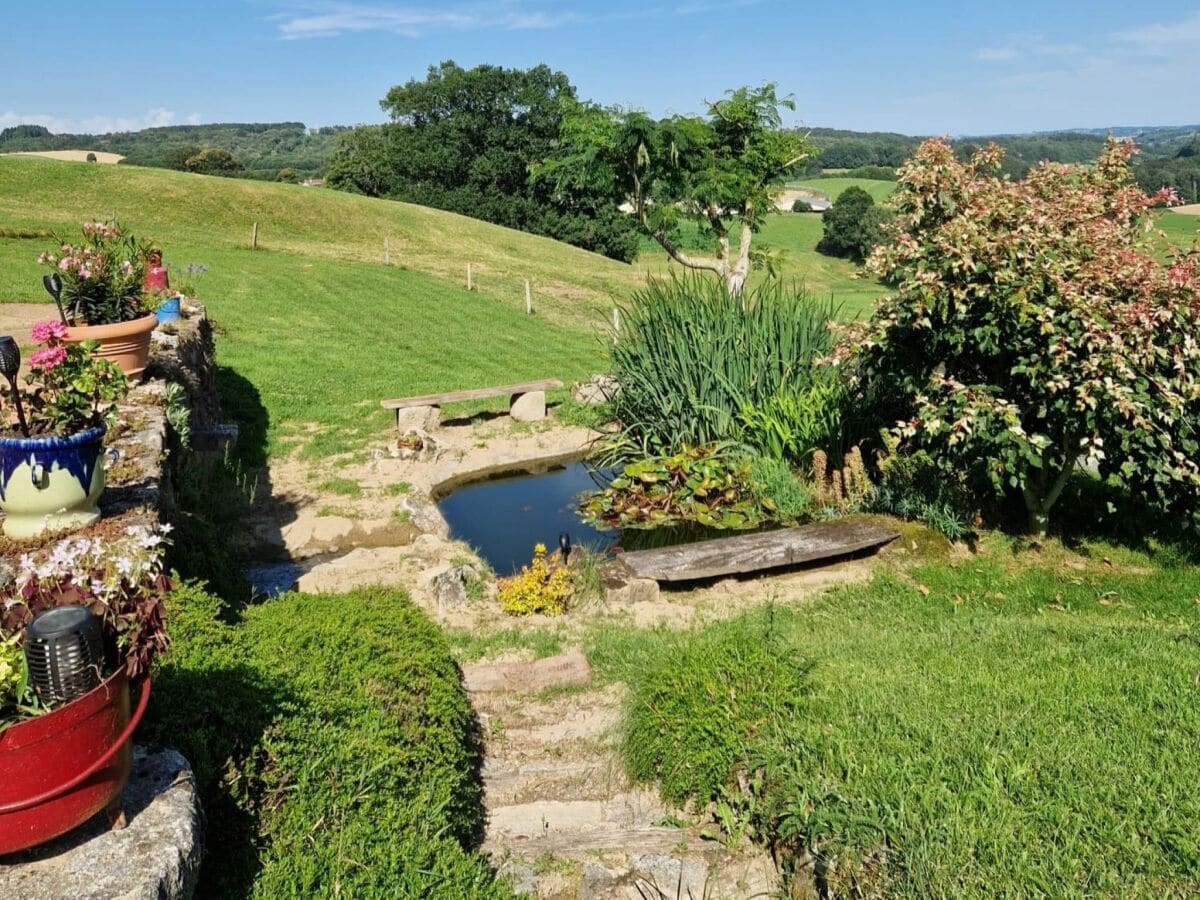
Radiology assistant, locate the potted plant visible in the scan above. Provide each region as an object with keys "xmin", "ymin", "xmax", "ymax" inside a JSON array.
[
  {"xmin": 0, "ymin": 322, "xmax": 126, "ymax": 539},
  {"xmin": 0, "ymin": 524, "xmax": 171, "ymax": 854},
  {"xmin": 37, "ymin": 222, "xmax": 160, "ymax": 377}
]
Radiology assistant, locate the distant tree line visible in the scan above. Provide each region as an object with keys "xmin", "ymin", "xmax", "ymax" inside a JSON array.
[
  {"xmin": 1136, "ymin": 141, "xmax": 1200, "ymax": 204},
  {"xmin": 0, "ymin": 122, "xmax": 343, "ymax": 181},
  {"xmin": 326, "ymin": 61, "xmax": 642, "ymax": 262}
]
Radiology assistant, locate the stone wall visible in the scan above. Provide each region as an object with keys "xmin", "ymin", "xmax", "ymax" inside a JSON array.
[{"xmin": 0, "ymin": 306, "xmax": 221, "ymax": 897}]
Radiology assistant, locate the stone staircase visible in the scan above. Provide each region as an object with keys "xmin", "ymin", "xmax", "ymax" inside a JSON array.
[{"xmin": 469, "ymin": 669, "xmax": 779, "ymax": 899}]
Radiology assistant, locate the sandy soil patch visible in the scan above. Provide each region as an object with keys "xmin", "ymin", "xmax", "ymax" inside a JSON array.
[
  {"xmin": 2, "ymin": 150, "xmax": 124, "ymax": 164},
  {"xmin": 1174, "ymin": 203, "xmax": 1200, "ymax": 216}
]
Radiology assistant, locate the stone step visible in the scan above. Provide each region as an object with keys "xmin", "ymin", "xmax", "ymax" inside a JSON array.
[
  {"xmin": 489, "ymin": 831, "xmax": 780, "ymax": 900},
  {"xmin": 486, "ymin": 789, "xmax": 667, "ymax": 842},
  {"xmin": 484, "ymin": 758, "xmax": 630, "ymax": 807}
]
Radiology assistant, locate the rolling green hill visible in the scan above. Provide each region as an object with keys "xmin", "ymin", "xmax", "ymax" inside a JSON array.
[{"xmin": 0, "ymin": 156, "xmax": 628, "ymax": 457}]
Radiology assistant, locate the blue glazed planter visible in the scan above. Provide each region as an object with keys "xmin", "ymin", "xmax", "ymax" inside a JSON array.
[
  {"xmin": 0, "ymin": 426, "xmax": 106, "ymax": 539},
  {"xmin": 155, "ymin": 295, "xmax": 182, "ymax": 325}
]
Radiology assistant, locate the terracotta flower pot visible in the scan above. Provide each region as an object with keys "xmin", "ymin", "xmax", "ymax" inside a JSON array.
[
  {"xmin": 0, "ymin": 669, "xmax": 150, "ymax": 855},
  {"xmin": 0, "ymin": 426, "xmax": 106, "ymax": 539},
  {"xmin": 65, "ymin": 314, "xmax": 156, "ymax": 378}
]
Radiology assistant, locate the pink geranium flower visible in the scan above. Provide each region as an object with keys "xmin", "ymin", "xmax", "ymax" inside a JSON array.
[
  {"xmin": 29, "ymin": 346, "xmax": 67, "ymax": 371},
  {"xmin": 31, "ymin": 320, "xmax": 68, "ymax": 344}
]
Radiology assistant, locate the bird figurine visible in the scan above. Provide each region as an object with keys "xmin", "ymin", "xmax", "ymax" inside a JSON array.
[{"xmin": 558, "ymin": 531, "xmax": 572, "ymax": 564}]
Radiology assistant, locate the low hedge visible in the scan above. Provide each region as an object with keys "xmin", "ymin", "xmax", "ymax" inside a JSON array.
[{"xmin": 142, "ymin": 582, "xmax": 512, "ymax": 898}]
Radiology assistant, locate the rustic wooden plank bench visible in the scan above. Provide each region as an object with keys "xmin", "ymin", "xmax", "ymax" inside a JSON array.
[
  {"xmin": 381, "ymin": 378, "xmax": 563, "ymax": 428},
  {"xmin": 619, "ymin": 519, "xmax": 898, "ymax": 583}
]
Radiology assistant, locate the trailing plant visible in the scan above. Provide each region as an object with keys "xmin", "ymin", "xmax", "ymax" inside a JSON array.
[
  {"xmin": 739, "ymin": 379, "xmax": 845, "ymax": 465},
  {"xmin": 581, "ymin": 444, "xmax": 769, "ymax": 530},
  {"xmin": 163, "ymin": 381, "xmax": 192, "ymax": 449},
  {"xmin": 497, "ymin": 543, "xmax": 575, "ymax": 616},
  {"xmin": 811, "ymin": 447, "xmax": 872, "ymax": 511},
  {"xmin": 170, "ymin": 261, "xmax": 208, "ymax": 299},
  {"xmin": 608, "ymin": 273, "xmax": 837, "ymax": 456},
  {"xmin": 37, "ymin": 221, "xmax": 156, "ymax": 325},
  {"xmin": 2, "ymin": 322, "xmax": 126, "ymax": 436},
  {"xmin": 0, "ymin": 523, "xmax": 173, "ymax": 721},
  {"xmin": 855, "ymin": 137, "xmax": 1200, "ymax": 536}
]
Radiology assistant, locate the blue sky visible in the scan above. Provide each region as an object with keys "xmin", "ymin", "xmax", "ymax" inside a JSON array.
[{"xmin": 2, "ymin": 1, "xmax": 1198, "ymax": 136}]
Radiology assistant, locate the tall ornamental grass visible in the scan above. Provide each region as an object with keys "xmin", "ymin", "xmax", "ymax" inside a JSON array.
[{"xmin": 609, "ymin": 274, "xmax": 838, "ymax": 455}]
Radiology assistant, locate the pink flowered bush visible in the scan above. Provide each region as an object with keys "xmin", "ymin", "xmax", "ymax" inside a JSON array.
[
  {"xmin": 37, "ymin": 221, "xmax": 153, "ymax": 326},
  {"xmin": 2, "ymin": 323, "xmax": 126, "ymax": 436}
]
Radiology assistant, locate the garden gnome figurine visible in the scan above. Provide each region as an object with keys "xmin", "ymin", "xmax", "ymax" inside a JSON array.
[{"xmin": 143, "ymin": 248, "xmax": 169, "ymax": 293}]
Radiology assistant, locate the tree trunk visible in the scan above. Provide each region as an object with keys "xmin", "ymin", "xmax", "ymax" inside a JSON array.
[{"xmin": 1021, "ymin": 453, "xmax": 1075, "ymax": 539}]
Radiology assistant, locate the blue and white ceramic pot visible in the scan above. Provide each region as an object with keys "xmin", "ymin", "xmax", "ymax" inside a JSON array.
[{"xmin": 0, "ymin": 426, "xmax": 106, "ymax": 539}]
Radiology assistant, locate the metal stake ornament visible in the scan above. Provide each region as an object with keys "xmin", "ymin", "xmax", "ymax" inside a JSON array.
[
  {"xmin": 42, "ymin": 272, "xmax": 68, "ymax": 325},
  {"xmin": 0, "ymin": 336, "xmax": 29, "ymax": 437}
]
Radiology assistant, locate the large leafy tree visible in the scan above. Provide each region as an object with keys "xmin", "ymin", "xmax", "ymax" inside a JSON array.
[
  {"xmin": 326, "ymin": 61, "xmax": 639, "ymax": 262},
  {"xmin": 815, "ymin": 185, "xmax": 891, "ymax": 262},
  {"xmin": 855, "ymin": 137, "xmax": 1199, "ymax": 536},
  {"xmin": 537, "ymin": 85, "xmax": 814, "ymax": 294}
]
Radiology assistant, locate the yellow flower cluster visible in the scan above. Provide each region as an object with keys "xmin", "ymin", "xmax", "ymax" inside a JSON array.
[
  {"xmin": 0, "ymin": 634, "xmax": 23, "ymax": 706},
  {"xmin": 498, "ymin": 543, "xmax": 575, "ymax": 617}
]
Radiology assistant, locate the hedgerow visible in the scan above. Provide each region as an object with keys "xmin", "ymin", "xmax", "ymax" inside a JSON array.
[{"xmin": 143, "ymin": 582, "xmax": 512, "ymax": 899}]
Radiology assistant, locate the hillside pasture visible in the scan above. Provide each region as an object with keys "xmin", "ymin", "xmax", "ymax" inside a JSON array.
[
  {"xmin": 789, "ymin": 177, "xmax": 897, "ymax": 203},
  {"xmin": 1, "ymin": 150, "xmax": 124, "ymax": 164}
]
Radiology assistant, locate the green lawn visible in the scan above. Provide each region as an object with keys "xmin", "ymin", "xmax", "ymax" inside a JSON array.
[
  {"xmin": 790, "ymin": 177, "xmax": 898, "ymax": 203},
  {"xmin": 0, "ymin": 156, "xmax": 638, "ymax": 330},
  {"xmin": 1159, "ymin": 210, "xmax": 1199, "ymax": 249},
  {"xmin": 590, "ymin": 535, "xmax": 1200, "ymax": 897}
]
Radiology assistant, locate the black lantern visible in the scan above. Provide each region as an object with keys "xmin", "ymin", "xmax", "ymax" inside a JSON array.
[
  {"xmin": 24, "ymin": 606, "xmax": 106, "ymax": 706},
  {"xmin": 0, "ymin": 336, "xmax": 27, "ymax": 437},
  {"xmin": 559, "ymin": 531, "xmax": 572, "ymax": 563}
]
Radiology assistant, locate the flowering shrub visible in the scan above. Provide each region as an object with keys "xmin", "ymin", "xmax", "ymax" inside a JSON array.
[
  {"xmin": 1, "ymin": 523, "xmax": 172, "ymax": 682},
  {"xmin": 5, "ymin": 323, "xmax": 126, "ymax": 435},
  {"xmin": 855, "ymin": 137, "xmax": 1200, "ymax": 535},
  {"xmin": 498, "ymin": 544, "xmax": 575, "ymax": 616},
  {"xmin": 38, "ymin": 221, "xmax": 154, "ymax": 325}
]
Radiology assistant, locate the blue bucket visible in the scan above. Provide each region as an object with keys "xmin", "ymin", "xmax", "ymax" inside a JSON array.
[{"xmin": 155, "ymin": 295, "xmax": 182, "ymax": 324}]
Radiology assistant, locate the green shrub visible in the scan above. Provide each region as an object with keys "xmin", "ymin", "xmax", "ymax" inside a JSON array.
[
  {"xmin": 791, "ymin": 198, "xmax": 813, "ymax": 212},
  {"xmin": 816, "ymin": 185, "xmax": 891, "ymax": 262},
  {"xmin": 144, "ymin": 582, "xmax": 511, "ymax": 898},
  {"xmin": 747, "ymin": 456, "xmax": 814, "ymax": 522},
  {"xmin": 609, "ymin": 273, "xmax": 836, "ymax": 455},
  {"xmin": 869, "ymin": 432, "xmax": 974, "ymax": 540},
  {"xmin": 623, "ymin": 609, "xmax": 812, "ymax": 808},
  {"xmin": 739, "ymin": 380, "xmax": 845, "ymax": 465}
]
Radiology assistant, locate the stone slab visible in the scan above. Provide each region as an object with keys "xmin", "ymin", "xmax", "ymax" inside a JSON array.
[
  {"xmin": 464, "ymin": 650, "xmax": 591, "ymax": 694},
  {"xmin": 620, "ymin": 519, "xmax": 899, "ymax": 583},
  {"xmin": 0, "ymin": 746, "xmax": 203, "ymax": 900}
]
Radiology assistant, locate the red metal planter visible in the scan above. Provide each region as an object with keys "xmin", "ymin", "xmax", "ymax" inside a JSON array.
[{"xmin": 0, "ymin": 669, "xmax": 150, "ymax": 855}]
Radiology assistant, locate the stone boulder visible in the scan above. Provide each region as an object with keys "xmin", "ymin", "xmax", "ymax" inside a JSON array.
[
  {"xmin": 0, "ymin": 746, "xmax": 203, "ymax": 900},
  {"xmin": 572, "ymin": 374, "xmax": 619, "ymax": 406}
]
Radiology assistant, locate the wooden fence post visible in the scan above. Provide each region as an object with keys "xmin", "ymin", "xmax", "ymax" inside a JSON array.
[
  {"xmin": 525, "ymin": 280, "xmax": 532, "ymax": 314},
  {"xmin": 467, "ymin": 263, "xmax": 473, "ymax": 291},
  {"xmin": 251, "ymin": 222, "xmax": 259, "ymax": 250},
  {"xmin": 613, "ymin": 307, "xmax": 621, "ymax": 343},
  {"xmin": 384, "ymin": 237, "xmax": 390, "ymax": 265}
]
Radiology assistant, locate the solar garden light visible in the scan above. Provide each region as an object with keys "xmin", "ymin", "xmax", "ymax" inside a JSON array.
[
  {"xmin": 0, "ymin": 335, "xmax": 29, "ymax": 437},
  {"xmin": 42, "ymin": 272, "xmax": 68, "ymax": 325},
  {"xmin": 24, "ymin": 606, "xmax": 106, "ymax": 707},
  {"xmin": 559, "ymin": 531, "xmax": 572, "ymax": 563}
]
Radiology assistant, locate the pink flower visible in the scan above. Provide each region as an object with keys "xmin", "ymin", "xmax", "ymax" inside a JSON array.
[
  {"xmin": 31, "ymin": 320, "xmax": 68, "ymax": 343},
  {"xmin": 29, "ymin": 346, "xmax": 67, "ymax": 371}
]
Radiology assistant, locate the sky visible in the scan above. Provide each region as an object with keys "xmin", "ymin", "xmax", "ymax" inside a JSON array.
[{"xmin": 2, "ymin": 1, "xmax": 1198, "ymax": 137}]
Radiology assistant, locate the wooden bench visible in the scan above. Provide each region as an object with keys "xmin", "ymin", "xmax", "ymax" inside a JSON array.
[
  {"xmin": 619, "ymin": 519, "xmax": 898, "ymax": 583},
  {"xmin": 381, "ymin": 378, "xmax": 563, "ymax": 429}
]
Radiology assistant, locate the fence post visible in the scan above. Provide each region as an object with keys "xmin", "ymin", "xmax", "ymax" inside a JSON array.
[
  {"xmin": 467, "ymin": 263, "xmax": 473, "ymax": 291},
  {"xmin": 612, "ymin": 307, "xmax": 621, "ymax": 343},
  {"xmin": 384, "ymin": 237, "xmax": 390, "ymax": 265},
  {"xmin": 251, "ymin": 222, "xmax": 259, "ymax": 250},
  {"xmin": 525, "ymin": 280, "xmax": 532, "ymax": 314}
]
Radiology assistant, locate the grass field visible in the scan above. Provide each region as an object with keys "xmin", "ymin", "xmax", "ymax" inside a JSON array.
[
  {"xmin": 789, "ymin": 177, "xmax": 897, "ymax": 203},
  {"xmin": 585, "ymin": 533, "xmax": 1200, "ymax": 896},
  {"xmin": 0, "ymin": 157, "xmax": 618, "ymax": 458},
  {"xmin": 0, "ymin": 156, "xmax": 638, "ymax": 329},
  {"xmin": 1159, "ymin": 210, "xmax": 1199, "ymax": 248}
]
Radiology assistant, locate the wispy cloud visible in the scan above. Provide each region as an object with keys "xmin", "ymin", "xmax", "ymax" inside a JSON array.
[
  {"xmin": 0, "ymin": 107, "xmax": 202, "ymax": 135},
  {"xmin": 1114, "ymin": 10, "xmax": 1200, "ymax": 55},
  {"xmin": 976, "ymin": 33, "xmax": 1081, "ymax": 63},
  {"xmin": 273, "ymin": 2, "xmax": 580, "ymax": 40}
]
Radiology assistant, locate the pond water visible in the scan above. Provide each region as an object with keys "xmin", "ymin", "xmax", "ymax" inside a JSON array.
[{"xmin": 437, "ymin": 461, "xmax": 617, "ymax": 574}]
